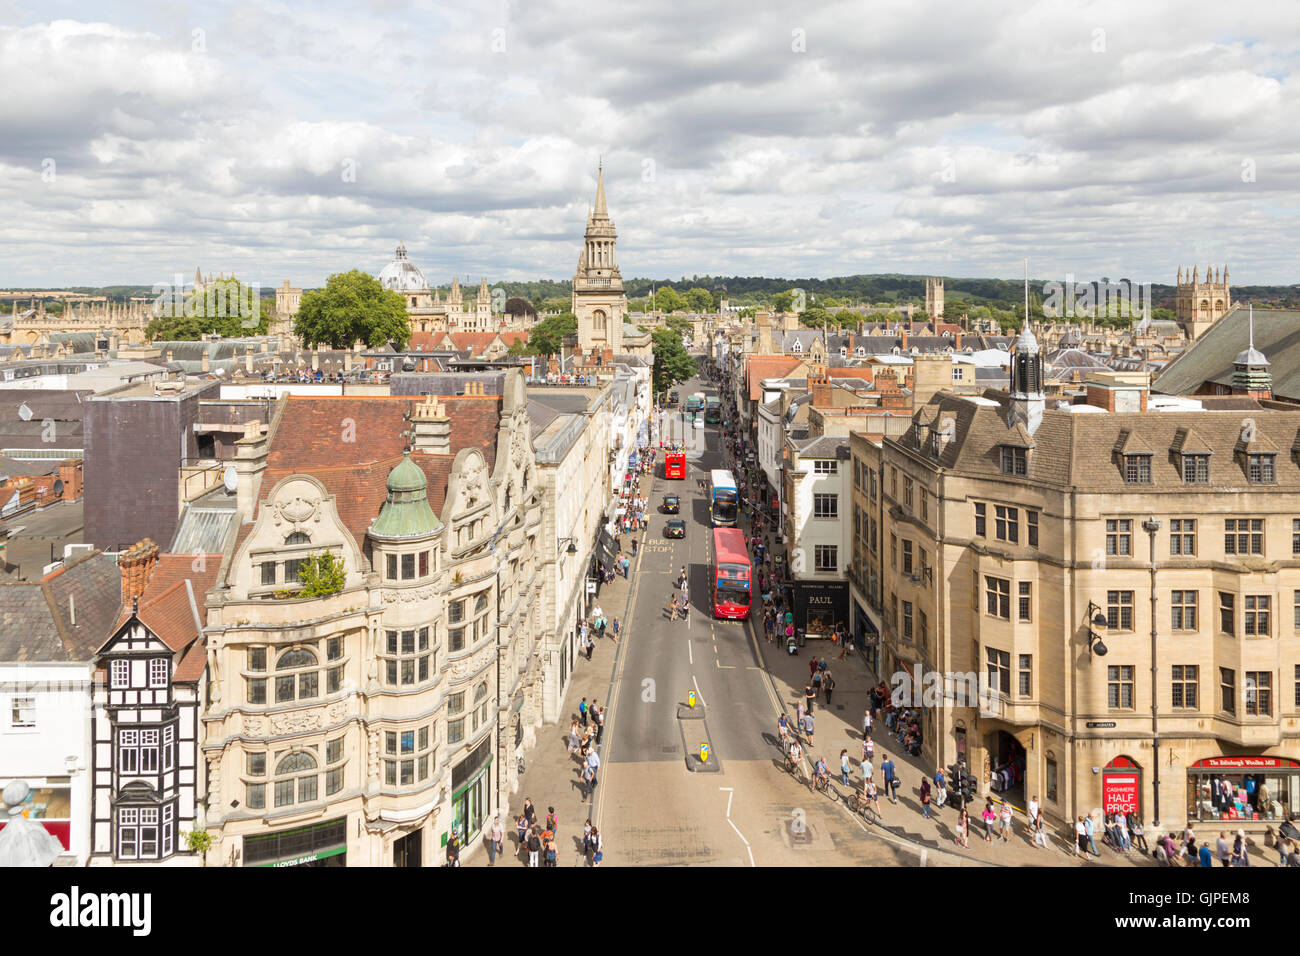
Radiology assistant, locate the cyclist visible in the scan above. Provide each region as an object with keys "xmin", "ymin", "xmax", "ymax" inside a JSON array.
[
  {"xmin": 863, "ymin": 778, "xmax": 881, "ymax": 818},
  {"xmin": 814, "ymin": 756, "xmax": 829, "ymax": 790},
  {"xmin": 787, "ymin": 739, "xmax": 804, "ymax": 779},
  {"xmin": 777, "ymin": 713, "xmax": 790, "ymax": 749}
]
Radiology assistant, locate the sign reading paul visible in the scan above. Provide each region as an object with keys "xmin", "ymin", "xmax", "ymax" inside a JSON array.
[{"xmin": 794, "ymin": 582, "xmax": 849, "ymax": 639}]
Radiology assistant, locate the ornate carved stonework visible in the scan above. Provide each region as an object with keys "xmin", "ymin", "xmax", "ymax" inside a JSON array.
[
  {"xmin": 460, "ymin": 455, "xmax": 487, "ymax": 509},
  {"xmin": 367, "ymin": 729, "xmax": 380, "ymax": 784},
  {"xmin": 450, "ymin": 643, "xmax": 496, "ymax": 681},
  {"xmin": 270, "ymin": 710, "xmax": 322, "ymax": 734},
  {"xmin": 381, "ymin": 586, "xmax": 437, "ymax": 604},
  {"xmin": 243, "ymin": 716, "xmax": 265, "ymax": 736},
  {"xmin": 327, "ymin": 701, "xmax": 348, "ymax": 722}
]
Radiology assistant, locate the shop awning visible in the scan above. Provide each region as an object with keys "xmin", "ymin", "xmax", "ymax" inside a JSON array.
[{"xmin": 597, "ymin": 528, "xmax": 618, "ymax": 566}]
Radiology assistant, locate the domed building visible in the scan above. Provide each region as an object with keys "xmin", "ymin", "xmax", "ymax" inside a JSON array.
[
  {"xmin": 379, "ymin": 243, "xmax": 434, "ymax": 313},
  {"xmin": 376, "ymin": 242, "xmax": 505, "ymax": 338}
]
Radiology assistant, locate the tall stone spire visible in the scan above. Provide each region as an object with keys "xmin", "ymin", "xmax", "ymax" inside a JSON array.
[{"xmin": 593, "ymin": 161, "xmax": 608, "ymax": 220}]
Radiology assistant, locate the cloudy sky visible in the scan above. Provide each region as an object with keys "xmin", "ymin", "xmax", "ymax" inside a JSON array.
[{"xmin": 1, "ymin": 0, "xmax": 1298, "ymax": 289}]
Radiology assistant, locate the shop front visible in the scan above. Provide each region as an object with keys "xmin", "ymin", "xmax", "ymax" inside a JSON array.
[
  {"xmin": 1102, "ymin": 756, "xmax": 1142, "ymax": 819},
  {"xmin": 852, "ymin": 599, "xmax": 880, "ymax": 674},
  {"xmin": 447, "ymin": 738, "xmax": 493, "ymax": 849},
  {"xmin": 1186, "ymin": 756, "xmax": 1298, "ymax": 824},
  {"xmin": 794, "ymin": 581, "xmax": 849, "ymax": 640},
  {"xmin": 244, "ymin": 816, "xmax": 348, "ymax": 867},
  {"xmin": 0, "ymin": 778, "xmax": 73, "ymax": 852}
]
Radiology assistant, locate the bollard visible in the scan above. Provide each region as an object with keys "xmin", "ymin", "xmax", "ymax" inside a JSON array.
[
  {"xmin": 699, "ymin": 743, "xmax": 710, "ymax": 763},
  {"xmin": 687, "ymin": 690, "xmax": 697, "ymax": 709}
]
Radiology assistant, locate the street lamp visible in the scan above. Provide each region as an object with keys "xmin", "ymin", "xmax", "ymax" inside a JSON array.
[
  {"xmin": 559, "ymin": 537, "xmax": 578, "ymax": 556},
  {"xmin": 1085, "ymin": 601, "xmax": 1108, "ymax": 657},
  {"xmin": 1143, "ymin": 517, "xmax": 1163, "ymax": 828}
]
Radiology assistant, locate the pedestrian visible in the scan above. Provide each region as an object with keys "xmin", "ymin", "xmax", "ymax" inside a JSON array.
[
  {"xmin": 582, "ymin": 818, "xmax": 593, "ymax": 857},
  {"xmin": 863, "ymin": 709, "xmax": 873, "ymax": 738},
  {"xmin": 881, "ymin": 754, "xmax": 897, "ymax": 803},
  {"xmin": 516, "ymin": 813, "xmax": 529, "ymax": 857},
  {"xmin": 981, "ymin": 801, "xmax": 996, "ymax": 842},
  {"xmin": 1033, "ymin": 812, "xmax": 1048, "ymax": 849},
  {"xmin": 544, "ymin": 831, "xmax": 558, "ymax": 867},
  {"xmin": 861, "ymin": 755, "xmax": 873, "ymax": 785},
  {"xmin": 862, "ymin": 734, "xmax": 875, "ymax": 763},
  {"xmin": 591, "ymin": 827, "xmax": 604, "ymax": 867},
  {"xmin": 1231, "ymin": 829, "xmax": 1249, "ymax": 867},
  {"xmin": 920, "ymin": 777, "xmax": 932, "ymax": 818},
  {"xmin": 527, "ymin": 826, "xmax": 542, "ymax": 867},
  {"xmin": 611, "ymin": 618, "xmax": 621, "ymax": 642},
  {"xmin": 804, "ymin": 683, "xmax": 816, "ymax": 716},
  {"xmin": 934, "ymin": 767, "xmax": 947, "ymax": 808},
  {"xmin": 523, "ymin": 797, "xmax": 536, "ymax": 829},
  {"xmin": 1128, "ymin": 813, "xmax": 1148, "ymax": 853},
  {"xmin": 581, "ymin": 762, "xmax": 595, "ymax": 798},
  {"xmin": 822, "ymin": 669, "xmax": 835, "ymax": 706},
  {"xmin": 445, "ymin": 829, "xmax": 461, "ymax": 867},
  {"xmin": 840, "ymin": 749, "xmax": 851, "ymax": 787},
  {"xmin": 567, "ymin": 719, "xmax": 580, "ymax": 755},
  {"xmin": 585, "ymin": 748, "xmax": 601, "ymax": 795},
  {"xmin": 808, "ymin": 656, "xmax": 819, "ymax": 682},
  {"xmin": 1084, "ymin": 813, "xmax": 1099, "ymax": 856},
  {"xmin": 585, "ymin": 634, "xmax": 594, "ymax": 661},
  {"xmin": 678, "ymin": 565, "xmax": 686, "ymax": 589},
  {"xmin": 579, "ymin": 697, "xmax": 588, "ymax": 727},
  {"xmin": 1027, "ymin": 794, "xmax": 1039, "ymax": 831},
  {"xmin": 487, "ymin": 813, "xmax": 504, "ymax": 866},
  {"xmin": 546, "ymin": 806, "xmax": 558, "ymax": 841},
  {"xmin": 669, "ymin": 594, "xmax": 679, "ymax": 619},
  {"xmin": 811, "ymin": 665, "xmax": 823, "ymax": 696},
  {"xmin": 1216, "ymin": 831, "xmax": 1231, "ymax": 867},
  {"xmin": 804, "ymin": 710, "xmax": 815, "ymax": 747},
  {"xmin": 594, "ymin": 704, "xmax": 605, "ymax": 745},
  {"xmin": 956, "ymin": 808, "xmax": 970, "ymax": 848},
  {"xmin": 999, "ymin": 800, "xmax": 1013, "ymax": 842},
  {"xmin": 1198, "ymin": 842, "xmax": 1213, "ymax": 868},
  {"xmin": 796, "ymin": 700, "xmax": 805, "ymax": 731},
  {"xmin": 1075, "ymin": 817, "xmax": 1089, "ymax": 859}
]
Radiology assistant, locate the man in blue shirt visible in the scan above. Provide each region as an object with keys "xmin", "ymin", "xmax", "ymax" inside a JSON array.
[
  {"xmin": 1198, "ymin": 842, "xmax": 1213, "ymax": 867},
  {"xmin": 934, "ymin": 768, "xmax": 947, "ymax": 808},
  {"xmin": 881, "ymin": 755, "xmax": 897, "ymax": 803}
]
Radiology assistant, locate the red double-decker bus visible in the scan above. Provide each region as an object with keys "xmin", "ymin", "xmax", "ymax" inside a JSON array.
[
  {"xmin": 664, "ymin": 451, "xmax": 686, "ymax": 480},
  {"xmin": 712, "ymin": 528, "xmax": 752, "ymax": 620}
]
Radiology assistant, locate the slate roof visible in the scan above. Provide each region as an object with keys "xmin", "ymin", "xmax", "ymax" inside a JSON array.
[
  {"xmin": 1154, "ymin": 305, "xmax": 1300, "ymax": 402},
  {"xmin": 898, "ymin": 390, "xmax": 1300, "ymax": 493},
  {"xmin": 793, "ymin": 435, "xmax": 850, "ymax": 458},
  {"xmin": 0, "ymin": 550, "xmax": 121, "ymax": 662}
]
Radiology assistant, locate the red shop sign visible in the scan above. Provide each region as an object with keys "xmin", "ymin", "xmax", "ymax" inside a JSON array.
[
  {"xmin": 1103, "ymin": 771, "xmax": 1141, "ymax": 816},
  {"xmin": 1189, "ymin": 757, "xmax": 1300, "ymax": 770}
]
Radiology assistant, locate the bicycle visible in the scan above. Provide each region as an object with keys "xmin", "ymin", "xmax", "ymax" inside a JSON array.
[
  {"xmin": 812, "ymin": 773, "xmax": 839, "ymax": 803},
  {"xmin": 848, "ymin": 790, "xmax": 880, "ymax": 823}
]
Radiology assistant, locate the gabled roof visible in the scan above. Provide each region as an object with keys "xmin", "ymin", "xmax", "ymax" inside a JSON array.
[
  {"xmin": 107, "ymin": 554, "xmax": 221, "ymax": 682},
  {"xmin": 1154, "ymin": 305, "xmax": 1300, "ymax": 401},
  {"xmin": 745, "ymin": 356, "xmax": 804, "ymax": 400},
  {"xmin": 0, "ymin": 551, "xmax": 121, "ymax": 662}
]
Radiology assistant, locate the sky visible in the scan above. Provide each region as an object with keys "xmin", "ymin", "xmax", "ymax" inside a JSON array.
[{"xmin": 1, "ymin": 0, "xmax": 1298, "ymax": 289}]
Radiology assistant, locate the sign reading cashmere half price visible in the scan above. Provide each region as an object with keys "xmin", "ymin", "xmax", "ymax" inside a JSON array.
[{"xmin": 1102, "ymin": 772, "xmax": 1140, "ymax": 816}]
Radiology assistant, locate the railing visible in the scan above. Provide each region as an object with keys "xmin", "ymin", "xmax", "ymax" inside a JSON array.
[{"xmin": 179, "ymin": 458, "xmax": 227, "ymax": 503}]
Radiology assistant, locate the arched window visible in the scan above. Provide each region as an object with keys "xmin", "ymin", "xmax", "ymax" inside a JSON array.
[
  {"xmin": 471, "ymin": 680, "xmax": 491, "ymax": 733},
  {"xmin": 274, "ymin": 648, "xmax": 320, "ymax": 702},
  {"xmin": 273, "ymin": 751, "xmax": 318, "ymax": 808},
  {"xmin": 286, "ymin": 531, "xmax": 311, "ymax": 546},
  {"xmin": 475, "ymin": 592, "xmax": 489, "ymax": 614}
]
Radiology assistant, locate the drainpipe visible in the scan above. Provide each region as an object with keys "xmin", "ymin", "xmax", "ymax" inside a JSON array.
[{"xmin": 1142, "ymin": 517, "xmax": 1162, "ymax": 828}]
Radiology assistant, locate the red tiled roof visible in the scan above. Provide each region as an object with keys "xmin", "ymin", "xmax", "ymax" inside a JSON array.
[
  {"xmin": 499, "ymin": 331, "xmax": 529, "ymax": 346},
  {"xmin": 745, "ymin": 356, "xmax": 804, "ymax": 401},
  {"xmin": 113, "ymin": 554, "xmax": 221, "ymax": 683},
  {"xmin": 448, "ymin": 333, "xmax": 496, "ymax": 353},
  {"xmin": 408, "ymin": 331, "xmax": 441, "ymax": 351},
  {"xmin": 257, "ymin": 395, "xmax": 501, "ymax": 546}
]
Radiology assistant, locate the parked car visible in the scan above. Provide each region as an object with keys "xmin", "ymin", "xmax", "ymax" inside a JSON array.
[
  {"xmin": 668, "ymin": 391, "xmax": 680, "ymax": 405},
  {"xmin": 666, "ymin": 519, "xmax": 686, "ymax": 539},
  {"xmin": 663, "ymin": 494, "xmax": 680, "ymax": 514}
]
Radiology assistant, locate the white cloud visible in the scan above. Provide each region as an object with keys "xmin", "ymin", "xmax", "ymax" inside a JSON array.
[{"xmin": 1, "ymin": 0, "xmax": 1298, "ymax": 286}]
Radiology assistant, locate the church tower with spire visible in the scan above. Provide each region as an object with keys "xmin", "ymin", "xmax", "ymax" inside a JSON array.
[{"xmin": 573, "ymin": 164, "xmax": 626, "ymax": 355}]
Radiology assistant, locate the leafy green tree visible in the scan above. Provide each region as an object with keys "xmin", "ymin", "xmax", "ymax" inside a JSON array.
[
  {"xmin": 147, "ymin": 276, "xmax": 270, "ymax": 340},
  {"xmin": 772, "ymin": 291, "xmax": 794, "ymax": 313},
  {"xmin": 651, "ymin": 327, "xmax": 697, "ymax": 393},
  {"xmin": 526, "ymin": 312, "xmax": 577, "ymax": 356},
  {"xmin": 653, "ymin": 286, "xmax": 686, "ymax": 313},
  {"xmin": 798, "ymin": 306, "xmax": 831, "ymax": 329},
  {"xmin": 297, "ymin": 551, "xmax": 346, "ymax": 598},
  {"xmin": 833, "ymin": 309, "xmax": 858, "ymax": 326},
  {"xmin": 537, "ymin": 296, "xmax": 571, "ymax": 315},
  {"xmin": 684, "ymin": 287, "xmax": 714, "ymax": 313},
  {"xmin": 294, "ymin": 270, "xmax": 410, "ymax": 350},
  {"xmin": 665, "ymin": 316, "xmax": 694, "ymax": 336}
]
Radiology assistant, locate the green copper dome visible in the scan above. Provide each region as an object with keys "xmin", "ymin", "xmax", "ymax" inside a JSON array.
[{"xmin": 371, "ymin": 451, "xmax": 442, "ymax": 539}]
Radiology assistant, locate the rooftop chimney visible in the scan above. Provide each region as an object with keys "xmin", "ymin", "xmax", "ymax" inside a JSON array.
[
  {"xmin": 409, "ymin": 394, "xmax": 452, "ymax": 455},
  {"xmin": 235, "ymin": 420, "xmax": 269, "ymax": 518},
  {"xmin": 120, "ymin": 538, "xmax": 160, "ymax": 609}
]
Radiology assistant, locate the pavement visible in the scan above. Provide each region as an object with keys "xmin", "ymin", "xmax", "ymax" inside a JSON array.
[{"xmin": 501, "ymin": 372, "xmax": 1173, "ymax": 868}]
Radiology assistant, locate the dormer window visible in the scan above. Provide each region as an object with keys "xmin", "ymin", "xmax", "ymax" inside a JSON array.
[
  {"xmin": 1182, "ymin": 454, "xmax": 1209, "ymax": 484},
  {"xmin": 1247, "ymin": 454, "xmax": 1275, "ymax": 483},
  {"xmin": 1000, "ymin": 446, "xmax": 1027, "ymax": 477},
  {"xmin": 1122, "ymin": 454, "xmax": 1152, "ymax": 484},
  {"xmin": 792, "ymin": 341, "xmax": 803, "ymax": 353}
]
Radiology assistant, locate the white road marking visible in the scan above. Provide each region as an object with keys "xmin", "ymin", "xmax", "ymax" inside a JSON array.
[
  {"xmin": 720, "ymin": 786, "xmax": 734, "ymax": 817},
  {"xmin": 726, "ymin": 818, "xmax": 749, "ymax": 846},
  {"xmin": 688, "ymin": 639, "xmax": 693, "ymax": 665},
  {"xmin": 692, "ymin": 673, "xmax": 705, "ymax": 706}
]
